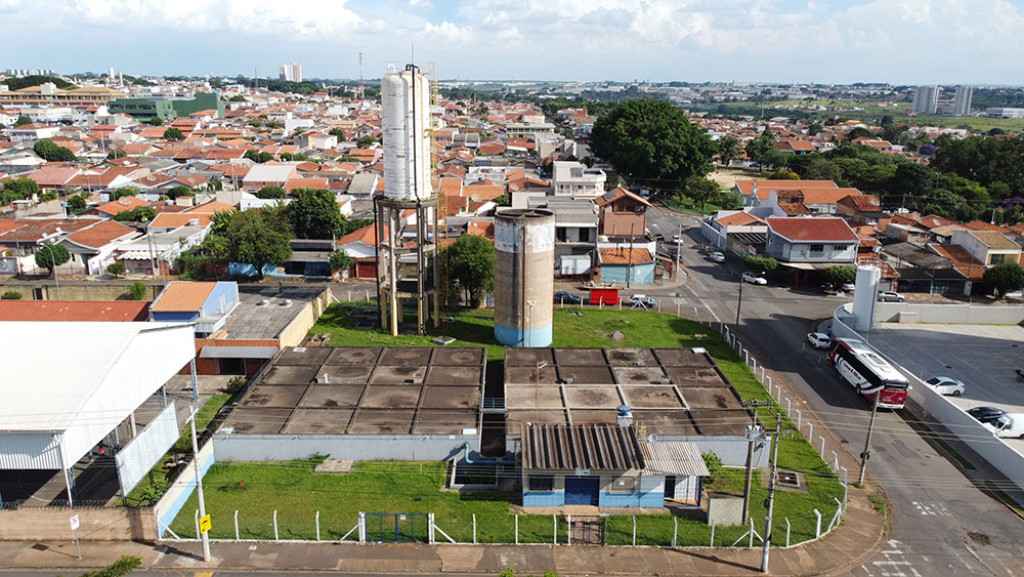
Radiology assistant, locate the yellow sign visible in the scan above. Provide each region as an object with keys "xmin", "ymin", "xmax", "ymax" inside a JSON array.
[{"xmin": 199, "ymin": 514, "xmax": 212, "ymax": 534}]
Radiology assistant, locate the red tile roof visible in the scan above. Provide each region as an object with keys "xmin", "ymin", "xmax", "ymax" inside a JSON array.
[
  {"xmin": 766, "ymin": 217, "xmax": 859, "ymax": 242},
  {"xmin": 0, "ymin": 301, "xmax": 150, "ymax": 322},
  {"xmin": 599, "ymin": 247, "xmax": 654, "ymax": 265},
  {"xmin": 64, "ymin": 219, "xmax": 137, "ymax": 249}
]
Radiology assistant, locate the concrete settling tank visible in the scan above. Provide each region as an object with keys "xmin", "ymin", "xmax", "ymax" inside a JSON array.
[{"xmin": 493, "ymin": 209, "xmax": 555, "ymax": 347}]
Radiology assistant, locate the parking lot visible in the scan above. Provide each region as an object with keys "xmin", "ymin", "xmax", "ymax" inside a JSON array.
[{"xmin": 869, "ymin": 322, "xmax": 1024, "ymax": 447}]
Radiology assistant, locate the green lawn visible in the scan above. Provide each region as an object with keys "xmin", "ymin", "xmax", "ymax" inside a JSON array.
[{"xmin": 167, "ymin": 303, "xmax": 846, "ymax": 546}]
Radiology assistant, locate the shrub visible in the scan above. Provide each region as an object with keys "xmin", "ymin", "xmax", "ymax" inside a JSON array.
[
  {"xmin": 1, "ymin": 290, "xmax": 22, "ymax": 300},
  {"xmin": 129, "ymin": 281, "xmax": 148, "ymax": 300}
]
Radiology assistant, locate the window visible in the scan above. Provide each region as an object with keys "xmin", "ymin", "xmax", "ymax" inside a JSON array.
[
  {"xmin": 832, "ymin": 245, "xmax": 846, "ymax": 252},
  {"xmin": 990, "ymin": 254, "xmax": 1007, "ymax": 265},
  {"xmin": 528, "ymin": 476, "xmax": 554, "ymax": 491},
  {"xmin": 609, "ymin": 476, "xmax": 637, "ymax": 494},
  {"xmin": 809, "ymin": 244, "xmax": 824, "ymax": 253}
]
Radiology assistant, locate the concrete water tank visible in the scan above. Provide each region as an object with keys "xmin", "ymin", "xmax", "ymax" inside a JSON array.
[
  {"xmin": 381, "ymin": 66, "xmax": 432, "ymax": 201},
  {"xmin": 494, "ymin": 209, "xmax": 555, "ymax": 347},
  {"xmin": 853, "ymin": 265, "xmax": 881, "ymax": 332}
]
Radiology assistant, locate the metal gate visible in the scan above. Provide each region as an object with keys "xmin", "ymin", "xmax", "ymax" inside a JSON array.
[
  {"xmin": 570, "ymin": 516, "xmax": 606, "ymax": 545},
  {"xmin": 365, "ymin": 512, "xmax": 429, "ymax": 542}
]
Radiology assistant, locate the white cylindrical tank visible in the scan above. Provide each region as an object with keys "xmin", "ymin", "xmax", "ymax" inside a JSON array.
[
  {"xmin": 494, "ymin": 209, "xmax": 555, "ymax": 347},
  {"xmin": 853, "ymin": 265, "xmax": 881, "ymax": 332},
  {"xmin": 381, "ymin": 66, "xmax": 432, "ymax": 201}
]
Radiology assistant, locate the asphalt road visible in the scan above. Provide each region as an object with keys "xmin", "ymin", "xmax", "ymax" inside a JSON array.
[{"xmin": 662, "ymin": 209, "xmax": 1024, "ymax": 577}]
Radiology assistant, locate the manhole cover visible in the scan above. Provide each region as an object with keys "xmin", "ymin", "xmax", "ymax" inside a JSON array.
[{"xmin": 778, "ymin": 471, "xmax": 801, "ymax": 489}]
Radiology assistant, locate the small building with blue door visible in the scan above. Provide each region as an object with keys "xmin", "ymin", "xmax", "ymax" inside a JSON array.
[
  {"xmin": 520, "ymin": 422, "xmax": 708, "ymax": 509},
  {"xmin": 149, "ymin": 281, "xmax": 239, "ymax": 337}
]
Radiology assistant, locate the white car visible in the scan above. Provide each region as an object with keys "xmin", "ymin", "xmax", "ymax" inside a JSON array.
[
  {"xmin": 672, "ymin": 234, "xmax": 682, "ymax": 244},
  {"xmin": 708, "ymin": 251, "xmax": 725, "ymax": 263},
  {"xmin": 628, "ymin": 294, "xmax": 658, "ymax": 309},
  {"xmin": 807, "ymin": 332, "xmax": 832, "ymax": 349},
  {"xmin": 742, "ymin": 272, "xmax": 767, "ymax": 285},
  {"xmin": 877, "ymin": 290, "xmax": 905, "ymax": 302},
  {"xmin": 925, "ymin": 376, "xmax": 965, "ymax": 396},
  {"xmin": 841, "ymin": 282, "xmax": 856, "ymax": 292}
]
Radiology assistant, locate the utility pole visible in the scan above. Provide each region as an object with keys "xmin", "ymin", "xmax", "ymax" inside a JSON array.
[
  {"xmin": 741, "ymin": 400, "xmax": 771, "ymax": 522},
  {"xmin": 187, "ymin": 406, "xmax": 211, "ymax": 562},
  {"xmin": 760, "ymin": 410, "xmax": 782, "ymax": 573},
  {"xmin": 736, "ymin": 271, "xmax": 745, "ymax": 325},
  {"xmin": 857, "ymin": 389, "xmax": 882, "ymax": 486}
]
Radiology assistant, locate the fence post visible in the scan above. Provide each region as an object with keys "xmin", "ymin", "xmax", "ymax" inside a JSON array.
[
  {"xmin": 749, "ymin": 517, "xmax": 754, "ymax": 548},
  {"xmin": 795, "ymin": 409, "xmax": 802, "ymax": 431},
  {"xmin": 841, "ymin": 482, "xmax": 848, "ymax": 512},
  {"xmin": 316, "ymin": 511, "xmax": 320, "ymax": 542},
  {"xmin": 274, "ymin": 510, "xmax": 279, "ymax": 541},
  {"xmin": 672, "ymin": 517, "xmax": 678, "ymax": 548},
  {"xmin": 515, "ymin": 514, "xmax": 519, "ymax": 545},
  {"xmin": 234, "ymin": 510, "xmax": 239, "ymax": 541},
  {"xmin": 710, "ymin": 523, "xmax": 715, "ymax": 547},
  {"xmin": 806, "ymin": 422, "xmax": 813, "ymax": 441},
  {"xmin": 194, "ymin": 509, "xmax": 200, "ymax": 539},
  {"xmin": 553, "ymin": 515, "xmax": 557, "ymax": 545},
  {"xmin": 428, "ymin": 513, "xmax": 436, "ymax": 544},
  {"xmin": 358, "ymin": 512, "xmax": 366, "ymax": 543},
  {"xmin": 786, "ymin": 398, "xmax": 791, "ymax": 415},
  {"xmin": 743, "ymin": 350, "xmax": 749, "ymax": 364},
  {"xmin": 760, "ymin": 366, "xmax": 766, "ymax": 382},
  {"xmin": 566, "ymin": 515, "xmax": 571, "ymax": 545},
  {"xmin": 632, "ymin": 516, "xmax": 637, "ymax": 547},
  {"xmin": 819, "ymin": 436, "xmax": 826, "ymax": 456},
  {"xmin": 814, "ymin": 509, "xmax": 822, "ymax": 539},
  {"xmin": 473, "ymin": 514, "xmax": 477, "ymax": 545},
  {"xmin": 785, "ymin": 518, "xmax": 790, "ymax": 548},
  {"xmin": 347, "ymin": 290, "xmax": 351, "ymax": 301},
  {"xmin": 365, "ymin": 290, "xmax": 369, "ymax": 301},
  {"xmin": 832, "ymin": 452, "xmax": 839, "ymax": 472}
]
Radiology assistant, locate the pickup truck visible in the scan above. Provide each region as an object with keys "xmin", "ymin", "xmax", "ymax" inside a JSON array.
[{"xmin": 984, "ymin": 413, "xmax": 1024, "ymax": 439}]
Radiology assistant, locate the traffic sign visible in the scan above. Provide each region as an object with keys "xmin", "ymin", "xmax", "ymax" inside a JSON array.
[
  {"xmin": 70, "ymin": 514, "xmax": 80, "ymax": 531},
  {"xmin": 199, "ymin": 514, "xmax": 211, "ymax": 534}
]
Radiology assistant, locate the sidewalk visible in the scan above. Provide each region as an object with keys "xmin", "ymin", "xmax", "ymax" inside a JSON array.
[{"xmin": 0, "ymin": 488, "xmax": 884, "ymax": 576}]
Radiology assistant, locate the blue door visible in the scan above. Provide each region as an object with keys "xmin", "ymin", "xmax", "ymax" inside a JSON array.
[{"xmin": 564, "ymin": 476, "xmax": 600, "ymax": 506}]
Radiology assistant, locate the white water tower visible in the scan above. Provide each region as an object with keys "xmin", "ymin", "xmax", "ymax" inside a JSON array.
[{"xmin": 375, "ymin": 64, "xmax": 439, "ymax": 336}]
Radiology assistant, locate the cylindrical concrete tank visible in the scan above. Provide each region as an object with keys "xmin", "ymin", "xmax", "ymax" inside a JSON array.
[
  {"xmin": 853, "ymin": 265, "xmax": 881, "ymax": 332},
  {"xmin": 381, "ymin": 65, "xmax": 432, "ymax": 201},
  {"xmin": 494, "ymin": 209, "xmax": 555, "ymax": 347}
]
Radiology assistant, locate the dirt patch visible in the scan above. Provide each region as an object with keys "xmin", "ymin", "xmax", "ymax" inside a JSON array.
[{"xmin": 967, "ymin": 531, "xmax": 991, "ymax": 546}]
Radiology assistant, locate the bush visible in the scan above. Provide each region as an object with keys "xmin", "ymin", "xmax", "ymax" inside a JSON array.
[
  {"xmin": 226, "ymin": 376, "xmax": 247, "ymax": 394},
  {"xmin": 1, "ymin": 290, "xmax": 22, "ymax": 300},
  {"xmin": 106, "ymin": 262, "xmax": 127, "ymax": 278},
  {"xmin": 129, "ymin": 281, "xmax": 148, "ymax": 300},
  {"xmin": 743, "ymin": 254, "xmax": 778, "ymax": 274}
]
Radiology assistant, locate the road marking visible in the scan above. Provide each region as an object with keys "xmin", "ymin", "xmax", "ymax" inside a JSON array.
[
  {"xmin": 194, "ymin": 572, "xmax": 214, "ymax": 577},
  {"xmin": 871, "ymin": 540, "xmax": 922, "ymax": 577}
]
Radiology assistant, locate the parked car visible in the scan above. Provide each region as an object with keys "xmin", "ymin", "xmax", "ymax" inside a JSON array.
[
  {"xmin": 968, "ymin": 406, "xmax": 1007, "ymax": 425},
  {"xmin": 984, "ymin": 413, "xmax": 1024, "ymax": 439},
  {"xmin": 628, "ymin": 294, "xmax": 658, "ymax": 308},
  {"xmin": 742, "ymin": 271, "xmax": 767, "ymax": 285},
  {"xmin": 672, "ymin": 234, "xmax": 682, "ymax": 244},
  {"xmin": 841, "ymin": 282, "xmax": 856, "ymax": 292},
  {"xmin": 708, "ymin": 251, "xmax": 725, "ymax": 263},
  {"xmin": 807, "ymin": 332, "xmax": 832, "ymax": 349},
  {"xmin": 553, "ymin": 290, "xmax": 582, "ymax": 305},
  {"xmin": 925, "ymin": 376, "xmax": 965, "ymax": 396},
  {"xmin": 877, "ymin": 290, "xmax": 905, "ymax": 302}
]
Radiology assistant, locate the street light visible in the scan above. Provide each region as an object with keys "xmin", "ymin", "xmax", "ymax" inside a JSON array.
[{"xmin": 39, "ymin": 243, "xmax": 62, "ymax": 299}]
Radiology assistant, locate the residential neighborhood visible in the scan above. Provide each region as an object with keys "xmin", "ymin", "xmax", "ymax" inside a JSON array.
[{"xmin": 2, "ymin": 63, "xmax": 1024, "ymax": 577}]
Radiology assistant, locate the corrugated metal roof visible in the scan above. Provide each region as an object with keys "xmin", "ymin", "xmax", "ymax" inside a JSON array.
[
  {"xmin": 522, "ymin": 423, "xmax": 643, "ymax": 471},
  {"xmin": 638, "ymin": 441, "xmax": 710, "ymax": 477}
]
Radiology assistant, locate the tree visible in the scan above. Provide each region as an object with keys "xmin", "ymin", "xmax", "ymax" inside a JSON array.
[
  {"xmin": 768, "ymin": 169, "xmax": 800, "ymax": 180},
  {"xmin": 823, "ymin": 265, "xmax": 856, "ymax": 288},
  {"xmin": 356, "ymin": 135, "xmax": 378, "ymax": 148},
  {"xmin": 329, "ymin": 249, "xmax": 354, "ymax": 276},
  {"xmin": 15, "ymin": 114, "xmax": 32, "ymax": 127},
  {"xmin": 149, "ymin": 116, "xmax": 164, "ymax": 126},
  {"xmin": 110, "ymin": 186, "xmax": 139, "ymax": 201},
  {"xmin": 163, "ymin": 127, "xmax": 185, "ymax": 140},
  {"xmin": 257, "ymin": 185, "xmax": 287, "ymax": 199},
  {"xmin": 983, "ymin": 263, "xmax": 1024, "ymax": 299},
  {"xmin": 844, "ymin": 127, "xmax": 873, "ymax": 142},
  {"xmin": 446, "ymin": 234, "xmax": 495, "ymax": 308},
  {"xmin": 288, "ymin": 188, "xmax": 344, "ymax": 239},
  {"xmin": 129, "ymin": 281, "xmax": 148, "ymax": 300},
  {"xmin": 682, "ymin": 176, "xmax": 720, "ymax": 211},
  {"xmin": 166, "ymin": 185, "xmax": 193, "ymax": 199},
  {"xmin": 589, "ymin": 100, "xmax": 716, "ymax": 190},
  {"xmin": 228, "ymin": 209, "xmax": 292, "ymax": 280},
  {"xmin": 33, "ymin": 139, "xmax": 76, "ymax": 161},
  {"xmin": 113, "ymin": 206, "xmax": 157, "ymax": 222},
  {"xmin": 67, "ymin": 194, "xmax": 87, "ymax": 214},
  {"xmin": 34, "ymin": 243, "xmax": 70, "ymax": 276},
  {"xmin": 244, "ymin": 149, "xmax": 274, "ymax": 163},
  {"xmin": 106, "ymin": 262, "xmax": 127, "ymax": 278},
  {"xmin": 2, "ymin": 178, "xmax": 40, "ymax": 203},
  {"xmin": 328, "ymin": 127, "xmax": 346, "ymax": 140},
  {"xmin": 718, "ymin": 135, "xmax": 739, "ymax": 166},
  {"xmin": 107, "ymin": 148, "xmax": 127, "ymax": 159},
  {"xmin": 743, "ymin": 254, "xmax": 778, "ymax": 274}
]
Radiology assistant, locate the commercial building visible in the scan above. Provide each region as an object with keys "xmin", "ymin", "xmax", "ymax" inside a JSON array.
[
  {"xmin": 911, "ymin": 85, "xmax": 939, "ymax": 115},
  {"xmin": 107, "ymin": 92, "xmax": 225, "ymax": 120},
  {"xmin": 279, "ymin": 63, "xmax": 302, "ymax": 82}
]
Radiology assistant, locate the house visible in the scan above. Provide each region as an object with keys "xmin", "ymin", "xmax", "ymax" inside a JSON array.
[
  {"xmin": 241, "ymin": 164, "xmax": 297, "ymax": 191},
  {"xmin": 597, "ymin": 247, "xmax": 655, "ymax": 285},
  {"xmin": 149, "ymin": 281, "xmax": 239, "ymax": 337},
  {"xmin": 836, "ymin": 194, "xmax": 890, "ymax": 227},
  {"xmin": 950, "ymin": 229, "xmax": 1022, "ymax": 268},
  {"xmin": 594, "ymin": 187, "xmax": 652, "ymax": 238},
  {"xmin": 552, "ymin": 161, "xmax": 606, "ymax": 198},
  {"xmin": 57, "ymin": 219, "xmax": 140, "ymax": 275},
  {"xmin": 733, "ymin": 180, "xmax": 838, "ymax": 207},
  {"xmin": 700, "ymin": 210, "xmax": 767, "ymax": 253},
  {"xmin": 336, "ymin": 224, "xmax": 382, "ymax": 279},
  {"xmin": 527, "ymin": 196, "xmax": 598, "ymax": 277},
  {"xmin": 765, "ymin": 217, "xmax": 859, "ymax": 285}
]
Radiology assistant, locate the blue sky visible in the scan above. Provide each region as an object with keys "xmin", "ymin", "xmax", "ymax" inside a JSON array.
[{"xmin": 3, "ymin": 0, "xmax": 1024, "ymax": 85}]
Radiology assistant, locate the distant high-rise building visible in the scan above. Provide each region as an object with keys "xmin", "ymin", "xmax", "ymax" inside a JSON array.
[
  {"xmin": 278, "ymin": 63, "xmax": 302, "ymax": 82},
  {"xmin": 912, "ymin": 85, "xmax": 939, "ymax": 115},
  {"xmin": 952, "ymin": 85, "xmax": 973, "ymax": 117}
]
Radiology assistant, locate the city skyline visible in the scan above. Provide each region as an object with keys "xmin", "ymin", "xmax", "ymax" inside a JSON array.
[{"xmin": 2, "ymin": 0, "xmax": 1024, "ymax": 84}]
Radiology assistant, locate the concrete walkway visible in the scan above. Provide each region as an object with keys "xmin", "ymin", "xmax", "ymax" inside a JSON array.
[{"xmin": 0, "ymin": 488, "xmax": 884, "ymax": 576}]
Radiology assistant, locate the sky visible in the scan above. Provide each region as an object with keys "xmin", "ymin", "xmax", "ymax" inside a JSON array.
[{"xmin": 3, "ymin": 0, "xmax": 1024, "ymax": 85}]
